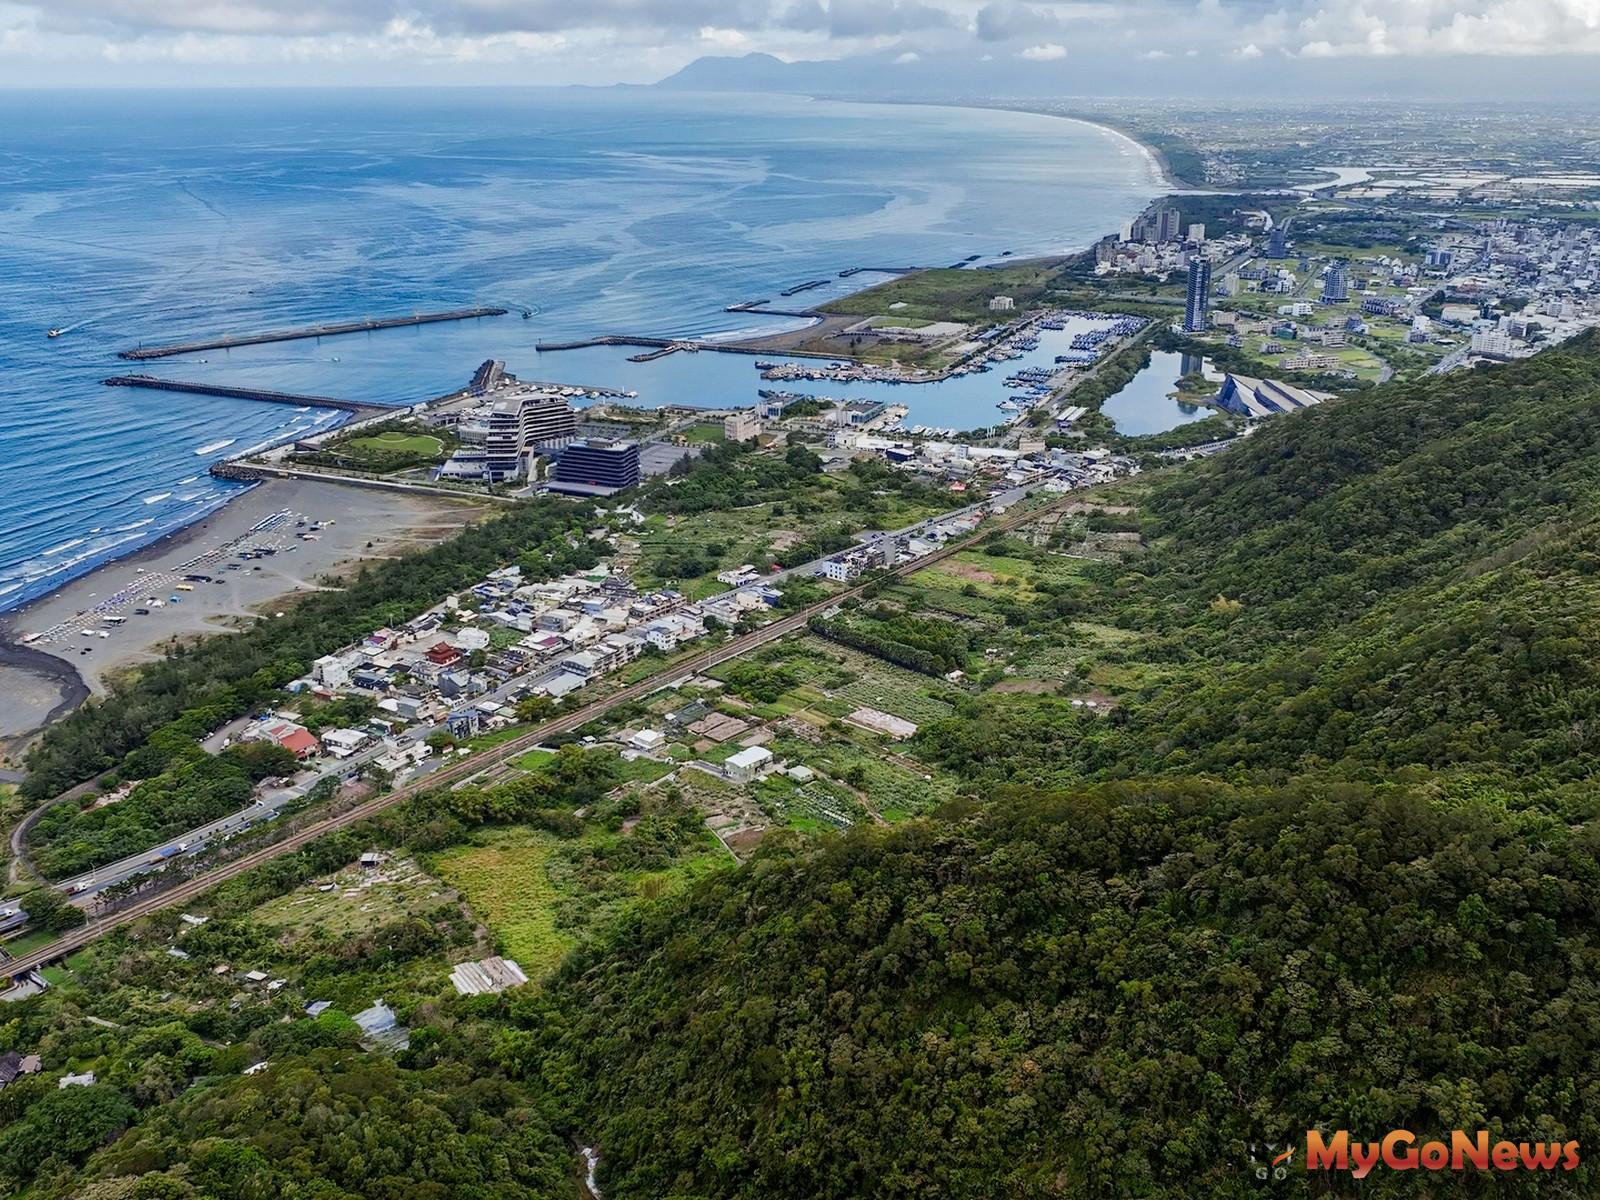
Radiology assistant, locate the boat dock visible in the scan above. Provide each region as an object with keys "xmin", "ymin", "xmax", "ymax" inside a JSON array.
[
  {"xmin": 103, "ymin": 375, "xmax": 387, "ymax": 416},
  {"xmin": 116, "ymin": 306, "xmax": 508, "ymax": 360}
]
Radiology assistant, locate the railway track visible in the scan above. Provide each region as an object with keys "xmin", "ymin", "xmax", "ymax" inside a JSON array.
[{"xmin": 0, "ymin": 492, "xmax": 1073, "ymax": 978}]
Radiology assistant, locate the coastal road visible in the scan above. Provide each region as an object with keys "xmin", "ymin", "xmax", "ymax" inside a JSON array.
[{"xmin": 0, "ymin": 489, "xmax": 1085, "ymax": 978}]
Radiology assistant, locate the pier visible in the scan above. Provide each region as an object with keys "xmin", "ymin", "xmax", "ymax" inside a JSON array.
[
  {"xmin": 104, "ymin": 375, "xmax": 386, "ymax": 416},
  {"xmin": 117, "ymin": 306, "xmax": 508, "ymax": 361}
]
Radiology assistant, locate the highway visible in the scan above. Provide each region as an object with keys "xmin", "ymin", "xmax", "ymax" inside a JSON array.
[{"xmin": 0, "ymin": 491, "xmax": 1080, "ymax": 978}]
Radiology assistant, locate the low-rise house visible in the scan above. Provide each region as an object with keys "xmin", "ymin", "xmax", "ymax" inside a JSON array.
[
  {"xmin": 725, "ymin": 745, "xmax": 774, "ymax": 783},
  {"xmin": 629, "ymin": 729, "xmax": 667, "ymax": 753},
  {"xmin": 0, "ymin": 1051, "xmax": 41, "ymax": 1089},
  {"xmin": 320, "ymin": 728, "xmax": 369, "ymax": 758}
]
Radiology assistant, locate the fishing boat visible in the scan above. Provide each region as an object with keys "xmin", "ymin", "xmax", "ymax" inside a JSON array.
[{"xmin": 47, "ymin": 328, "xmax": 63, "ymax": 338}]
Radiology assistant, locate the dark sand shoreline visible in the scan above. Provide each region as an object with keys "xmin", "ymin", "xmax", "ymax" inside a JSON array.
[{"xmin": 0, "ymin": 477, "xmax": 486, "ymax": 761}]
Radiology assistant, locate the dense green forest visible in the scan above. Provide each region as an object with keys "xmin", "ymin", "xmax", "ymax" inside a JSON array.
[
  {"xmin": 917, "ymin": 335, "xmax": 1600, "ymax": 786},
  {"xmin": 17, "ymin": 337, "xmax": 1600, "ymax": 1198},
  {"xmin": 536, "ymin": 777, "xmax": 1600, "ymax": 1198}
]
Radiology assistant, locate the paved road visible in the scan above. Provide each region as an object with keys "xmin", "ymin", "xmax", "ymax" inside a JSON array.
[
  {"xmin": 24, "ymin": 475, "xmax": 1048, "ymax": 907},
  {"xmin": 0, "ymin": 490, "xmax": 1087, "ymax": 977}
]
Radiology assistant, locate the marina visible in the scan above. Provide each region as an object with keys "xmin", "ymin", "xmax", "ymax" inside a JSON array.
[{"xmin": 531, "ymin": 311, "xmax": 1155, "ymax": 435}]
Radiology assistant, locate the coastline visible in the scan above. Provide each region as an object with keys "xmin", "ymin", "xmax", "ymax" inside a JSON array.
[
  {"xmin": 0, "ymin": 99, "xmax": 1166, "ymax": 757},
  {"xmin": 0, "ymin": 477, "xmax": 487, "ymax": 758},
  {"xmin": 854, "ymin": 97, "xmax": 1186, "ymax": 194}
]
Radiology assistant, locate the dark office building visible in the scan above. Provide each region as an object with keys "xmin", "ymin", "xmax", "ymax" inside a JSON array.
[{"xmin": 548, "ymin": 438, "xmax": 641, "ymax": 496}]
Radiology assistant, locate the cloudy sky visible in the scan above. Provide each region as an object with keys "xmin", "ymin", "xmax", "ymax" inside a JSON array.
[{"xmin": 3, "ymin": 0, "xmax": 1600, "ymax": 88}]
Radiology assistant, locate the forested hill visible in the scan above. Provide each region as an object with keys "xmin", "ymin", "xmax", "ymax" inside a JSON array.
[
  {"xmin": 535, "ymin": 778, "xmax": 1600, "ymax": 1199},
  {"xmin": 918, "ymin": 333, "xmax": 1600, "ymax": 785}
]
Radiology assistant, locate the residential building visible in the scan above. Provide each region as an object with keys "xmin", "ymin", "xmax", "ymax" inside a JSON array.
[
  {"xmin": 989, "ymin": 295, "xmax": 1015, "ymax": 312},
  {"xmin": 1320, "ymin": 261, "xmax": 1350, "ymax": 305},
  {"xmin": 1157, "ymin": 205, "xmax": 1182, "ymax": 244},
  {"xmin": 1470, "ymin": 328, "xmax": 1517, "ymax": 357},
  {"xmin": 723, "ymin": 411, "xmax": 761, "ymax": 441},
  {"xmin": 725, "ymin": 745, "xmax": 774, "ymax": 783},
  {"xmin": 1184, "ymin": 257, "xmax": 1212, "ymax": 333}
]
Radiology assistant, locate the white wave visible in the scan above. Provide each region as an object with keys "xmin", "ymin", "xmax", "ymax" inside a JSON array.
[
  {"xmin": 194, "ymin": 439, "xmax": 237, "ymax": 456},
  {"xmin": 42, "ymin": 538, "xmax": 86, "ymax": 556},
  {"xmin": 143, "ymin": 492, "xmax": 173, "ymax": 504},
  {"xmin": 116, "ymin": 518, "xmax": 155, "ymax": 531},
  {"xmin": 178, "ymin": 475, "xmax": 201, "ymax": 483}
]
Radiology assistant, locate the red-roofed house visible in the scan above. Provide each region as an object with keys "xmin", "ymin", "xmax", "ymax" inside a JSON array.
[
  {"xmin": 277, "ymin": 727, "xmax": 321, "ymax": 759},
  {"xmin": 425, "ymin": 642, "xmax": 462, "ymax": 667},
  {"xmin": 253, "ymin": 719, "xmax": 321, "ymax": 760}
]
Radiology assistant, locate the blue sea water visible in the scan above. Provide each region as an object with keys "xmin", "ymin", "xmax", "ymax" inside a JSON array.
[{"xmin": 0, "ymin": 88, "xmax": 1162, "ymax": 613}]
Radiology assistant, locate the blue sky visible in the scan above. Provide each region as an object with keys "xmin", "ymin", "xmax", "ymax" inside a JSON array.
[{"xmin": 2, "ymin": 0, "xmax": 1600, "ymax": 88}]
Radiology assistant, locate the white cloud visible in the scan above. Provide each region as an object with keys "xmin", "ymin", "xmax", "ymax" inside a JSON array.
[
  {"xmin": 698, "ymin": 24, "xmax": 749, "ymax": 46},
  {"xmin": 893, "ymin": 48, "xmax": 920, "ymax": 61},
  {"xmin": 1139, "ymin": 47, "xmax": 1169, "ymax": 58},
  {"xmin": 1019, "ymin": 40, "xmax": 1065, "ymax": 59},
  {"xmin": 1234, "ymin": 40, "xmax": 1262, "ymax": 57},
  {"xmin": 1257, "ymin": 0, "xmax": 1600, "ymax": 58}
]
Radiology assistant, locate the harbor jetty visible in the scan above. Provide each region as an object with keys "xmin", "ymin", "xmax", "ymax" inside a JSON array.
[
  {"xmin": 535, "ymin": 334, "xmax": 842, "ymax": 363},
  {"xmin": 103, "ymin": 375, "xmax": 386, "ymax": 416},
  {"xmin": 117, "ymin": 306, "xmax": 508, "ymax": 360},
  {"xmin": 779, "ymin": 279, "xmax": 829, "ymax": 297}
]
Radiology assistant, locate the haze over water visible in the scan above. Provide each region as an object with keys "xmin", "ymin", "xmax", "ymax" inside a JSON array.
[{"xmin": 0, "ymin": 88, "xmax": 1162, "ymax": 612}]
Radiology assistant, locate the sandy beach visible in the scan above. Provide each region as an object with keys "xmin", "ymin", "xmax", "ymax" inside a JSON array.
[{"xmin": 0, "ymin": 477, "xmax": 486, "ymax": 760}]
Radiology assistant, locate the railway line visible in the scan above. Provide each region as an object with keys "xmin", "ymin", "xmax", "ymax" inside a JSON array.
[{"xmin": 0, "ymin": 492, "xmax": 1072, "ymax": 978}]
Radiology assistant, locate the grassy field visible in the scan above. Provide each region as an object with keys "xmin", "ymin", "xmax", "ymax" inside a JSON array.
[
  {"xmin": 434, "ymin": 819, "xmax": 730, "ymax": 980},
  {"xmin": 677, "ymin": 422, "xmax": 727, "ymax": 445},
  {"xmin": 820, "ymin": 261, "xmax": 1068, "ymax": 326},
  {"xmin": 347, "ymin": 431, "xmax": 444, "ymax": 456},
  {"xmin": 433, "ymin": 829, "xmax": 573, "ymax": 976}
]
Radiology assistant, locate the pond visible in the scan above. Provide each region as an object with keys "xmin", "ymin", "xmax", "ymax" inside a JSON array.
[{"xmin": 1099, "ymin": 350, "xmax": 1218, "ymax": 436}]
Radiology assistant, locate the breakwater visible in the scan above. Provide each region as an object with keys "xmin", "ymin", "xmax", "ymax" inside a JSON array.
[
  {"xmin": 536, "ymin": 335, "xmax": 842, "ymax": 363},
  {"xmin": 104, "ymin": 375, "xmax": 385, "ymax": 415},
  {"xmin": 117, "ymin": 307, "xmax": 508, "ymax": 360}
]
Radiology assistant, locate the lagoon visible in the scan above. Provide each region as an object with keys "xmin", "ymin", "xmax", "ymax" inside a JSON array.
[{"xmin": 1100, "ymin": 351, "xmax": 1217, "ymax": 436}]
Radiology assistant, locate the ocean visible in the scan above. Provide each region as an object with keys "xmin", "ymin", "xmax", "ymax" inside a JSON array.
[{"xmin": 0, "ymin": 88, "xmax": 1163, "ymax": 613}]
